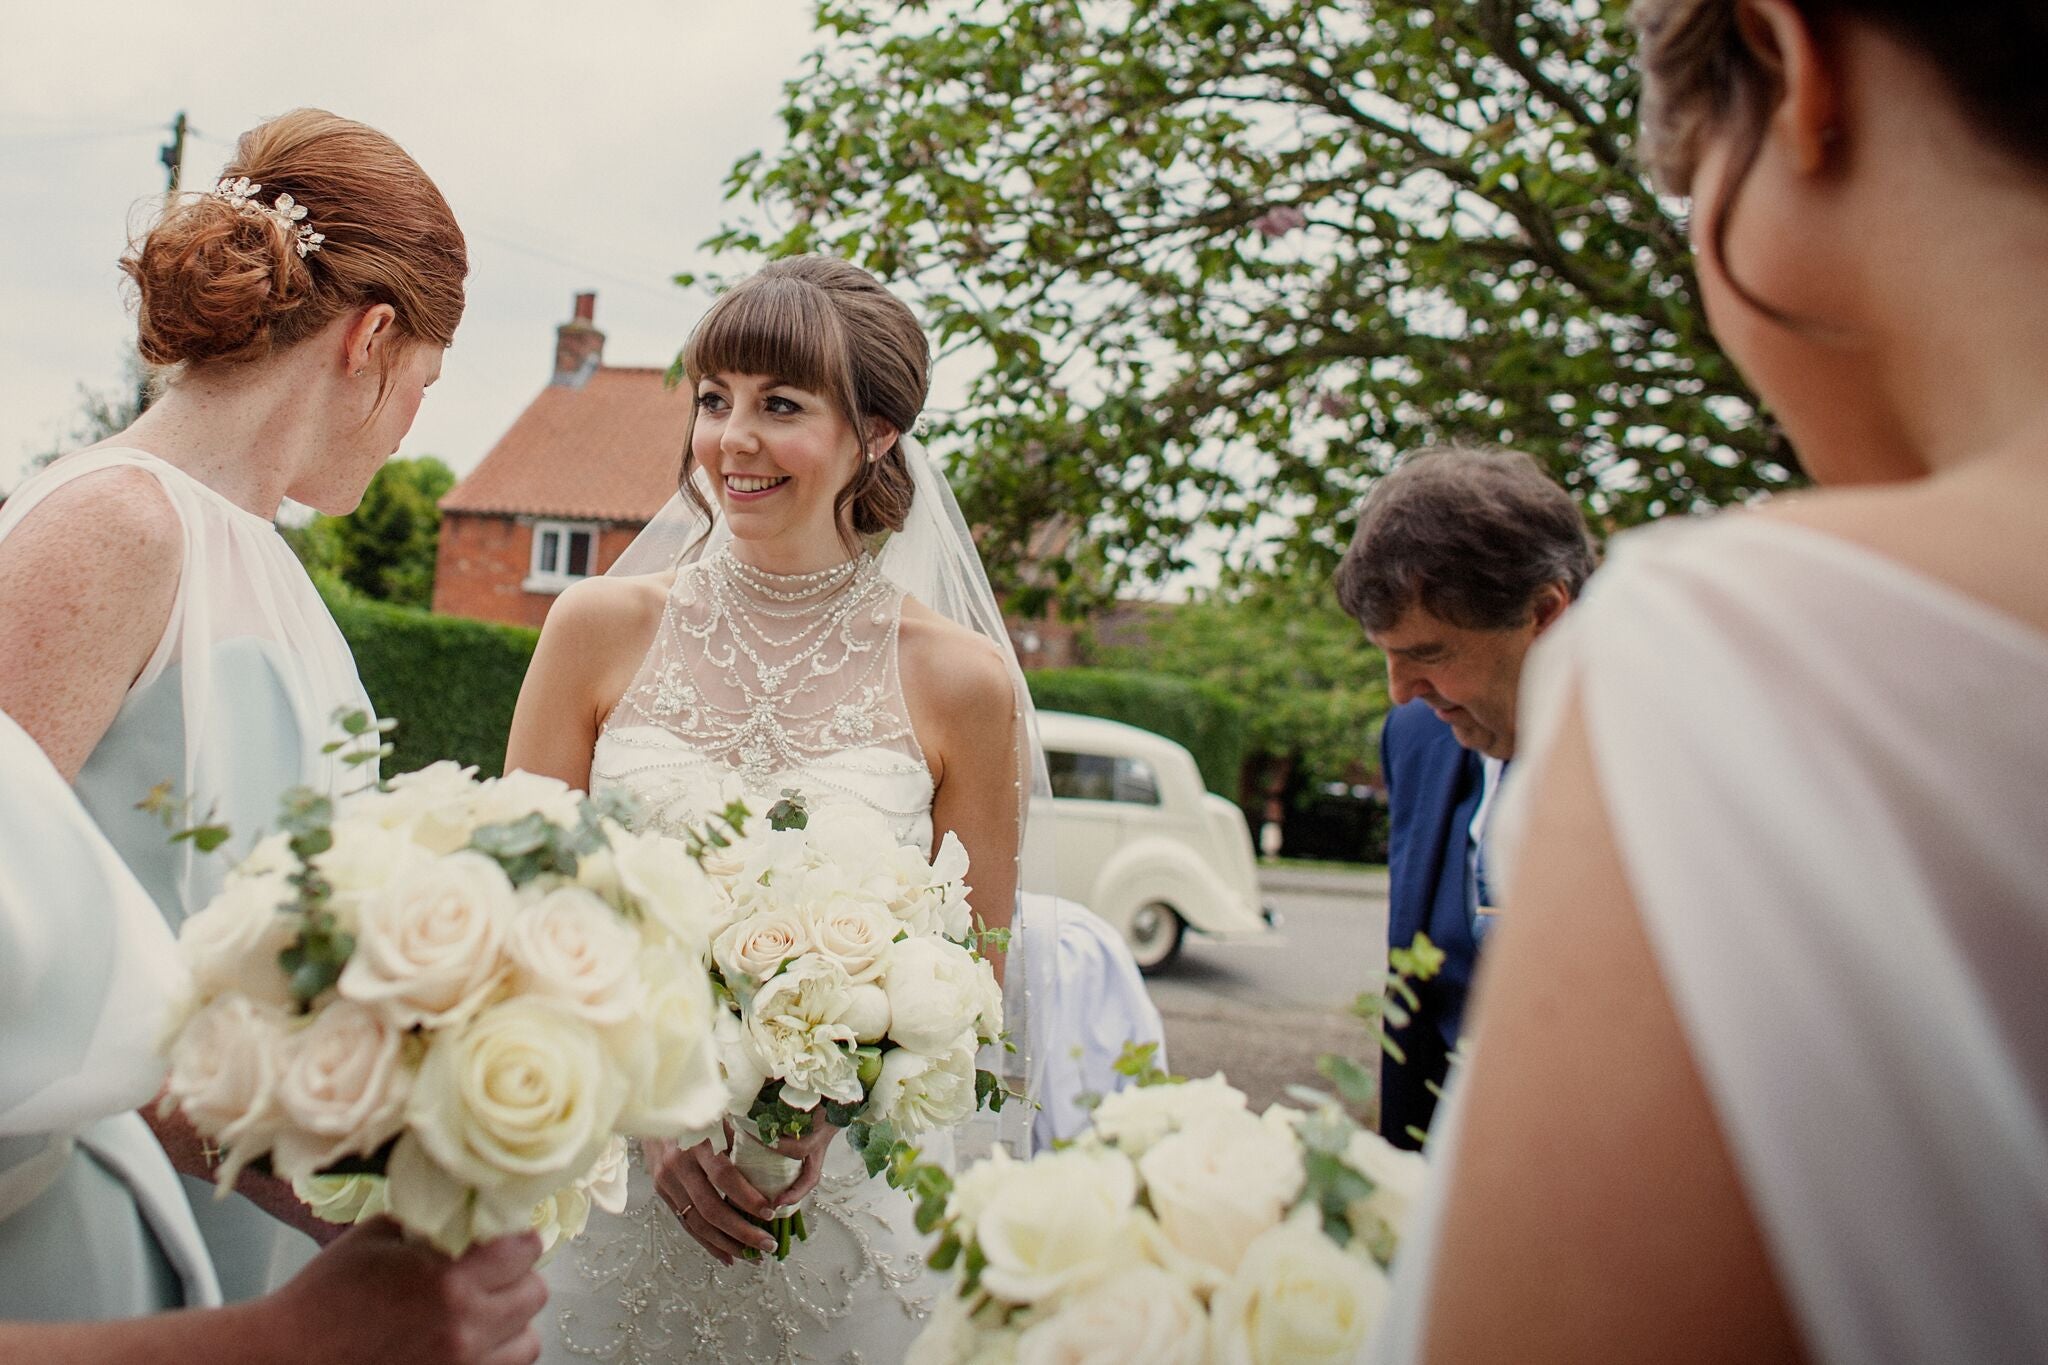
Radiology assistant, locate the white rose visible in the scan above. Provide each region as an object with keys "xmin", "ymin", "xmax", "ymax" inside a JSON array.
[
  {"xmin": 713, "ymin": 1009, "xmax": 770, "ymax": 1116},
  {"xmin": 945, "ymin": 1146, "xmax": 1026, "ymax": 1235},
  {"xmin": 1014, "ymin": 1264, "xmax": 1208, "ymax": 1365},
  {"xmin": 612, "ymin": 946, "xmax": 729, "ymax": 1141},
  {"xmin": 1139, "ymin": 1107, "xmax": 1305, "ymax": 1279},
  {"xmin": 269, "ymin": 999, "xmax": 414, "ymax": 1184},
  {"xmin": 531, "ymin": 1184, "xmax": 594, "ymax": 1257},
  {"xmin": 714, "ymin": 907, "xmax": 814, "ymax": 988},
  {"xmin": 339, "ymin": 851, "xmax": 513, "ymax": 1030},
  {"xmin": 974, "ymin": 1146, "xmax": 1142, "ymax": 1304},
  {"xmin": 404, "ymin": 998, "xmax": 625, "ymax": 1229},
  {"xmin": 808, "ymin": 896, "xmax": 899, "ymax": 985},
  {"xmin": 869, "ymin": 1043, "xmax": 977, "ymax": 1136},
  {"xmin": 1090, "ymin": 1073, "xmax": 1249, "ymax": 1157},
  {"xmin": 506, "ymin": 886, "xmax": 643, "ymax": 1024},
  {"xmin": 314, "ymin": 819, "xmax": 431, "ymax": 920},
  {"xmin": 1210, "ymin": 1212, "xmax": 1389, "ymax": 1365},
  {"xmin": 841, "ymin": 983, "xmax": 891, "ymax": 1044},
  {"xmin": 179, "ymin": 867, "xmax": 298, "ymax": 1009},
  {"xmin": 355, "ymin": 761, "xmax": 482, "ymax": 854},
  {"xmin": 907, "ymin": 1290, "xmax": 1021, "ymax": 1365},
  {"xmin": 164, "ymin": 994, "xmax": 289, "ymax": 1172},
  {"xmin": 605, "ymin": 828, "xmax": 718, "ymax": 949},
  {"xmin": 1343, "ymin": 1129, "xmax": 1428, "ymax": 1258},
  {"xmin": 883, "ymin": 936, "xmax": 1002, "ymax": 1056},
  {"xmin": 468, "ymin": 768, "xmax": 587, "ymax": 831},
  {"xmin": 292, "ymin": 1171, "xmax": 390, "ymax": 1226},
  {"xmin": 743, "ymin": 957, "xmax": 863, "ymax": 1109},
  {"xmin": 579, "ymin": 1134, "xmax": 631, "ymax": 1215}
]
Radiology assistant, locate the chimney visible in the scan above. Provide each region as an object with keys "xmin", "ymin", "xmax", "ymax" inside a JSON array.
[{"xmin": 552, "ymin": 291, "xmax": 604, "ymax": 388}]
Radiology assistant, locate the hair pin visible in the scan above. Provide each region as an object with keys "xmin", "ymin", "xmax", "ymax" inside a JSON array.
[{"xmin": 212, "ymin": 176, "xmax": 326, "ymax": 257}]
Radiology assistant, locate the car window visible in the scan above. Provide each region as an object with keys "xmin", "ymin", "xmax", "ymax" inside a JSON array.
[{"xmin": 1047, "ymin": 749, "xmax": 1162, "ymax": 806}]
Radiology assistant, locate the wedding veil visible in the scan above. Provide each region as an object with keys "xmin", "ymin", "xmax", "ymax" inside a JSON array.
[{"xmin": 608, "ymin": 437, "xmax": 1061, "ymax": 1157}]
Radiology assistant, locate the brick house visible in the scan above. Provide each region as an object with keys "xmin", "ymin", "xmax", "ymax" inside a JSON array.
[{"xmin": 432, "ymin": 293, "xmax": 687, "ymax": 628}]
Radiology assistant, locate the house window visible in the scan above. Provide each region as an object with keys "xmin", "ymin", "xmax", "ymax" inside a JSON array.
[
  {"xmin": 525, "ymin": 520, "xmax": 599, "ymax": 593},
  {"xmin": 1045, "ymin": 750, "xmax": 1162, "ymax": 806}
]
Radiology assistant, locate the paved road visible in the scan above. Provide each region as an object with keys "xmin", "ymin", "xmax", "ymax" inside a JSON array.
[{"xmin": 1145, "ymin": 867, "xmax": 1388, "ymax": 1114}]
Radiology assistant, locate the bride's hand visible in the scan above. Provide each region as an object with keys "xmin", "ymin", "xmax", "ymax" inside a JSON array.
[{"xmin": 645, "ymin": 1122, "xmax": 840, "ymax": 1264}]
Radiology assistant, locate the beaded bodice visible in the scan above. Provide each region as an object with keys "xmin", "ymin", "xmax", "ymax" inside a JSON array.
[{"xmin": 593, "ymin": 547, "xmax": 935, "ymax": 854}]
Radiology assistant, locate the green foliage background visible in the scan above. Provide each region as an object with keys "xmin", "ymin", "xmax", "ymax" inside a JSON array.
[
  {"xmin": 288, "ymin": 457, "xmax": 455, "ymax": 609},
  {"xmin": 1027, "ymin": 667, "xmax": 1248, "ymax": 797}
]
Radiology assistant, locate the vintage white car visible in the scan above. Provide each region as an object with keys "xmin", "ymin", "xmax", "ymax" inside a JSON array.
[{"xmin": 1034, "ymin": 710, "xmax": 1273, "ymax": 973}]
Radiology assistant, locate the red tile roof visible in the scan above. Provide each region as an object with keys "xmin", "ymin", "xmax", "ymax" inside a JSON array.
[{"xmin": 439, "ymin": 366, "xmax": 688, "ymax": 523}]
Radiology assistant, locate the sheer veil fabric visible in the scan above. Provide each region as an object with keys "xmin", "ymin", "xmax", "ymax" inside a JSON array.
[{"xmin": 607, "ymin": 434, "xmax": 1060, "ymax": 1156}]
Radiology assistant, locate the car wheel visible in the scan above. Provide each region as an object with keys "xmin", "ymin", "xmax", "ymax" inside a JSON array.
[{"xmin": 1126, "ymin": 902, "xmax": 1185, "ymax": 975}]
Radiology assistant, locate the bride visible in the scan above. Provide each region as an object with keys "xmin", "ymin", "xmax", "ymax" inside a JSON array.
[{"xmin": 505, "ymin": 255, "xmax": 1043, "ymax": 1362}]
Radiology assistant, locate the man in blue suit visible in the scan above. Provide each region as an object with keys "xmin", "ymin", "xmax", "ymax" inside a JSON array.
[{"xmin": 1334, "ymin": 446, "xmax": 1595, "ymax": 1148}]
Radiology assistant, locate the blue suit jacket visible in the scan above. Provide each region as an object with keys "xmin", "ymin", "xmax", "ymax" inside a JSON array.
[{"xmin": 1378, "ymin": 699, "xmax": 1486, "ymax": 1147}]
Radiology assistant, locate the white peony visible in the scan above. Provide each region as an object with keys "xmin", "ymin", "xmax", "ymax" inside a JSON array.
[
  {"xmin": 742, "ymin": 957, "xmax": 863, "ymax": 1109},
  {"xmin": 883, "ymin": 935, "xmax": 1002, "ymax": 1056},
  {"xmin": 403, "ymin": 997, "xmax": 626, "ymax": 1231},
  {"xmin": 605, "ymin": 827, "xmax": 718, "ymax": 949},
  {"xmin": 841, "ymin": 983, "xmax": 891, "ymax": 1044},
  {"xmin": 164, "ymin": 994, "xmax": 290, "ymax": 1174},
  {"xmin": 973, "ymin": 1145, "xmax": 1142, "ymax": 1304},
  {"xmin": 178, "ymin": 865, "xmax": 299, "ymax": 1009},
  {"xmin": 1138, "ymin": 1107, "xmax": 1305, "ymax": 1279},
  {"xmin": 269, "ymin": 999, "xmax": 414, "ymax": 1184},
  {"xmin": 713, "ymin": 906, "xmax": 814, "ymax": 988},
  {"xmin": 868, "ymin": 1043, "xmax": 977, "ymax": 1136},
  {"xmin": 339, "ymin": 851, "xmax": 513, "ymax": 1030},
  {"xmin": 1090, "ymin": 1073, "xmax": 1249, "ymax": 1157},
  {"xmin": 1208, "ymin": 1211, "xmax": 1389, "ymax": 1365},
  {"xmin": 807, "ymin": 896, "xmax": 900, "ymax": 985},
  {"xmin": 505, "ymin": 886, "xmax": 643, "ymax": 1024},
  {"xmin": 713, "ymin": 1010, "xmax": 771, "ymax": 1116},
  {"xmin": 611, "ymin": 945, "xmax": 728, "ymax": 1141},
  {"xmin": 1013, "ymin": 1264, "xmax": 1209, "ymax": 1365}
]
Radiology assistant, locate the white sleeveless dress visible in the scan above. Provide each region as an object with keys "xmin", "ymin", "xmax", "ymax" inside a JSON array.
[
  {"xmin": 541, "ymin": 548, "xmax": 948, "ymax": 1364},
  {"xmin": 0, "ymin": 448, "xmax": 375, "ymax": 1307},
  {"xmin": 1368, "ymin": 515, "xmax": 2048, "ymax": 1363}
]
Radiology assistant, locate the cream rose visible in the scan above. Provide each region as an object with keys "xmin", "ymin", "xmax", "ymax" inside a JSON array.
[
  {"xmin": 1343, "ymin": 1129, "xmax": 1427, "ymax": 1260},
  {"xmin": 1013, "ymin": 1264, "xmax": 1209, "ymax": 1365},
  {"xmin": 506, "ymin": 886, "xmax": 643, "ymax": 1024},
  {"xmin": 468, "ymin": 769, "xmax": 587, "ymax": 831},
  {"xmin": 355, "ymin": 760, "xmax": 482, "ymax": 854},
  {"xmin": 1208, "ymin": 1212, "xmax": 1389, "ymax": 1365},
  {"xmin": 612, "ymin": 945, "xmax": 728, "ymax": 1140},
  {"xmin": 579, "ymin": 1134, "xmax": 631, "ymax": 1215},
  {"xmin": 1138, "ymin": 1107, "xmax": 1305, "ymax": 1279},
  {"xmin": 743, "ymin": 957, "xmax": 863, "ymax": 1109},
  {"xmin": 293, "ymin": 1171, "xmax": 390, "ymax": 1226},
  {"xmin": 314, "ymin": 819, "xmax": 431, "ymax": 920},
  {"xmin": 906, "ymin": 1290, "xmax": 1021, "ymax": 1365},
  {"xmin": 179, "ymin": 866, "xmax": 299, "ymax": 1009},
  {"xmin": 531, "ymin": 1184, "xmax": 594, "ymax": 1256},
  {"xmin": 164, "ymin": 994, "xmax": 289, "ymax": 1171},
  {"xmin": 869, "ymin": 1043, "xmax": 977, "ymax": 1136},
  {"xmin": 404, "ymin": 997, "xmax": 625, "ymax": 1224},
  {"xmin": 883, "ymin": 935, "xmax": 1002, "ymax": 1056},
  {"xmin": 269, "ymin": 999, "xmax": 414, "ymax": 1184},
  {"xmin": 339, "ymin": 851, "xmax": 513, "ymax": 1029},
  {"xmin": 808, "ymin": 896, "xmax": 899, "ymax": 985},
  {"xmin": 713, "ymin": 907, "xmax": 814, "ymax": 988},
  {"xmin": 973, "ymin": 1146, "xmax": 1141, "ymax": 1304},
  {"xmin": 1090, "ymin": 1073, "xmax": 1249, "ymax": 1157}
]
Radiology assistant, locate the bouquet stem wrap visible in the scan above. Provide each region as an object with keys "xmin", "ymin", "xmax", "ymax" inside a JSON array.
[{"xmin": 730, "ymin": 1128, "xmax": 809, "ymax": 1257}]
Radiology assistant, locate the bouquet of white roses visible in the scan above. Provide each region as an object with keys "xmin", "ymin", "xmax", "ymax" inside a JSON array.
[
  {"xmin": 685, "ymin": 790, "xmax": 1007, "ymax": 1257},
  {"xmin": 903, "ymin": 1064, "xmax": 1425, "ymax": 1365},
  {"xmin": 160, "ymin": 760, "xmax": 730, "ymax": 1256}
]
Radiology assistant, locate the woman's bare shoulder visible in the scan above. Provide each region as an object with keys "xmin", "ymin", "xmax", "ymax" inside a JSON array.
[
  {"xmin": 541, "ymin": 572, "xmax": 671, "ymax": 646},
  {"xmin": 897, "ymin": 596, "xmax": 1013, "ymax": 714}
]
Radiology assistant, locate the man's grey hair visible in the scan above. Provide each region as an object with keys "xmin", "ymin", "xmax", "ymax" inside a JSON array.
[{"xmin": 1333, "ymin": 444, "xmax": 1598, "ymax": 633}]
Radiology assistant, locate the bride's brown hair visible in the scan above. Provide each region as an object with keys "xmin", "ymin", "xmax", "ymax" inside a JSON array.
[
  {"xmin": 676, "ymin": 256, "xmax": 927, "ymax": 550},
  {"xmin": 120, "ymin": 108, "xmax": 466, "ymax": 401},
  {"xmin": 1633, "ymin": 1, "xmax": 2048, "ymax": 310}
]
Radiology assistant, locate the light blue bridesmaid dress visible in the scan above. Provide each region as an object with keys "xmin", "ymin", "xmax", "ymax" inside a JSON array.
[{"xmin": 0, "ymin": 448, "xmax": 375, "ymax": 1313}]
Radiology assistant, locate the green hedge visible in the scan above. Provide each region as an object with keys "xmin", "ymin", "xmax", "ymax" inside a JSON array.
[
  {"xmin": 1025, "ymin": 667, "xmax": 1246, "ymax": 797},
  {"xmin": 322, "ymin": 588, "xmax": 537, "ymax": 778},
  {"xmin": 321, "ymin": 590, "xmax": 1245, "ymax": 794}
]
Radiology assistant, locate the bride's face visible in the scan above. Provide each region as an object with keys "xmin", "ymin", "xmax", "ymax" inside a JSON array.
[{"xmin": 694, "ymin": 371, "xmax": 867, "ymax": 554}]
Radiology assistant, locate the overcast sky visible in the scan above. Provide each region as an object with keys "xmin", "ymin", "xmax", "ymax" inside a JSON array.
[{"xmin": 1, "ymin": 0, "xmax": 827, "ymax": 488}]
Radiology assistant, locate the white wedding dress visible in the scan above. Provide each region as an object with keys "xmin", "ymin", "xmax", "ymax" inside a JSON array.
[{"xmin": 541, "ymin": 547, "xmax": 952, "ymax": 1364}]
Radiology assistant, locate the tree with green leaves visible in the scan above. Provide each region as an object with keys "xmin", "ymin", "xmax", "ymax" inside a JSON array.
[
  {"xmin": 285, "ymin": 457, "xmax": 454, "ymax": 609},
  {"xmin": 707, "ymin": 0, "xmax": 1789, "ymax": 603},
  {"xmin": 1096, "ymin": 572, "xmax": 1388, "ymax": 794}
]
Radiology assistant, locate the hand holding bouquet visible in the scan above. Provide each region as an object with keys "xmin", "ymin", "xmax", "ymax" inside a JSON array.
[{"xmin": 160, "ymin": 762, "xmax": 730, "ymax": 1256}]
